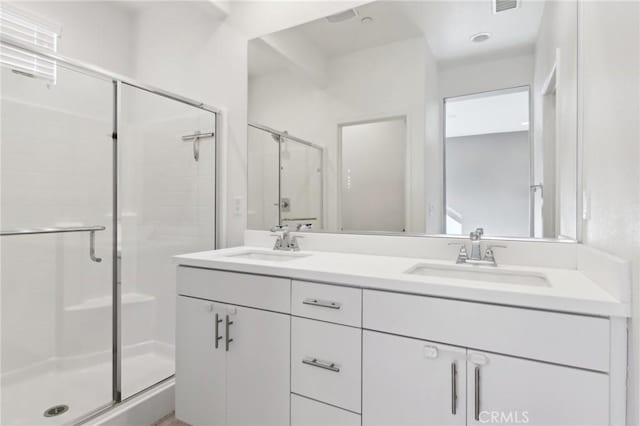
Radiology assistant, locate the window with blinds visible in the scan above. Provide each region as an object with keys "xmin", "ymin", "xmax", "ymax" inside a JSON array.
[{"xmin": 0, "ymin": 4, "xmax": 60, "ymax": 84}]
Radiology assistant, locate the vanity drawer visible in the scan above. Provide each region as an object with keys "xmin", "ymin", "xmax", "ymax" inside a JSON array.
[
  {"xmin": 291, "ymin": 394, "xmax": 361, "ymax": 426},
  {"xmin": 292, "ymin": 280, "xmax": 362, "ymax": 327},
  {"xmin": 177, "ymin": 267, "xmax": 290, "ymax": 313},
  {"xmin": 291, "ymin": 317, "xmax": 362, "ymax": 413},
  {"xmin": 363, "ymin": 290, "xmax": 610, "ymax": 372}
]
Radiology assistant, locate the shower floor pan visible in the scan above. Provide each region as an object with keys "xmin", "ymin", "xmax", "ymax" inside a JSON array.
[{"xmin": 1, "ymin": 346, "xmax": 173, "ymax": 426}]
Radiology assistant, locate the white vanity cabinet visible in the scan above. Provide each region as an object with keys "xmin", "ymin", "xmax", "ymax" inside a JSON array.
[
  {"xmin": 362, "ymin": 329, "xmax": 609, "ymax": 426},
  {"xmin": 175, "ymin": 267, "xmax": 290, "ymax": 426},
  {"xmin": 362, "ymin": 289, "xmax": 612, "ymax": 426},
  {"xmin": 175, "ymin": 265, "xmax": 621, "ymax": 426},
  {"xmin": 363, "ymin": 331, "xmax": 467, "ymax": 426}
]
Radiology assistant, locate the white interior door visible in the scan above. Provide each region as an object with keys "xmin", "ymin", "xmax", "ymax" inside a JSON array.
[{"xmin": 340, "ymin": 117, "xmax": 406, "ymax": 232}]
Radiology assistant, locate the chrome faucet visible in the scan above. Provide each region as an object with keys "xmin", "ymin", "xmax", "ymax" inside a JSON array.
[
  {"xmin": 469, "ymin": 228, "xmax": 484, "ymax": 261},
  {"xmin": 449, "ymin": 227, "xmax": 505, "ymax": 266},
  {"xmin": 270, "ymin": 225, "xmax": 301, "ymax": 251}
]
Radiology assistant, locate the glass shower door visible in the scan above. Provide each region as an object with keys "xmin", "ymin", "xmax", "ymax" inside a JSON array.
[
  {"xmin": 247, "ymin": 125, "xmax": 279, "ymax": 230},
  {"xmin": 280, "ymin": 137, "xmax": 323, "ymax": 230},
  {"xmin": 1, "ymin": 65, "xmax": 115, "ymax": 424},
  {"xmin": 118, "ymin": 83, "xmax": 216, "ymax": 398}
]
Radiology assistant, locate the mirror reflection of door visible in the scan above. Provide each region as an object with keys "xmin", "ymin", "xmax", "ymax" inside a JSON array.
[
  {"xmin": 339, "ymin": 117, "xmax": 406, "ymax": 232},
  {"xmin": 444, "ymin": 87, "xmax": 533, "ymax": 238}
]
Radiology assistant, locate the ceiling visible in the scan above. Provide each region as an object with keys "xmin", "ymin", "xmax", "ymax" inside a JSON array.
[
  {"xmin": 249, "ymin": 0, "xmax": 547, "ymax": 76},
  {"xmin": 296, "ymin": 1, "xmax": 424, "ymax": 58},
  {"xmin": 402, "ymin": 0, "xmax": 546, "ymax": 62}
]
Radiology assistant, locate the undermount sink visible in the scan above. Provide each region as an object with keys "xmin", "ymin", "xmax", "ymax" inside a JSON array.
[
  {"xmin": 405, "ymin": 263, "xmax": 550, "ymax": 287},
  {"xmin": 225, "ymin": 250, "xmax": 311, "ymax": 262}
]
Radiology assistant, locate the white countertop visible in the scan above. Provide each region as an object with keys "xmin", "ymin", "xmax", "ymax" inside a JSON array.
[{"xmin": 174, "ymin": 246, "xmax": 630, "ymax": 318}]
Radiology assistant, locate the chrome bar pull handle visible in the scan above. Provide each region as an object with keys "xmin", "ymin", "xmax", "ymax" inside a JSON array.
[
  {"xmin": 214, "ymin": 313, "xmax": 223, "ymax": 349},
  {"xmin": 302, "ymin": 357, "xmax": 340, "ymax": 373},
  {"xmin": 89, "ymin": 230, "xmax": 102, "ymax": 263},
  {"xmin": 225, "ymin": 315, "xmax": 233, "ymax": 351},
  {"xmin": 451, "ymin": 362, "xmax": 457, "ymax": 415},
  {"xmin": 302, "ymin": 298, "xmax": 341, "ymax": 310},
  {"xmin": 474, "ymin": 366, "xmax": 481, "ymax": 421}
]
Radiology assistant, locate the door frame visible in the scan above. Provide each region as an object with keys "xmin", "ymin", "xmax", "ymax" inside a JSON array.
[{"xmin": 442, "ymin": 85, "xmax": 533, "ymax": 237}]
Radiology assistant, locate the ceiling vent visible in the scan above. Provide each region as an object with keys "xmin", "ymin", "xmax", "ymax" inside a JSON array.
[
  {"xmin": 493, "ymin": 0, "xmax": 519, "ymax": 13},
  {"xmin": 326, "ymin": 9, "xmax": 358, "ymax": 24}
]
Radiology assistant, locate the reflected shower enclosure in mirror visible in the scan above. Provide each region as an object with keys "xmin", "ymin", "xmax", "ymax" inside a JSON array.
[{"xmin": 247, "ymin": 0, "xmax": 579, "ymax": 240}]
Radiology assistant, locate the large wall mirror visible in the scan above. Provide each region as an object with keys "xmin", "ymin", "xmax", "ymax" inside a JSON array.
[{"xmin": 247, "ymin": 0, "xmax": 579, "ymax": 241}]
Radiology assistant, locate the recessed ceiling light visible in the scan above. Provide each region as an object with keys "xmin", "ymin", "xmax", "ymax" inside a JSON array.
[
  {"xmin": 361, "ymin": 16, "xmax": 374, "ymax": 24},
  {"xmin": 470, "ymin": 32, "xmax": 491, "ymax": 43}
]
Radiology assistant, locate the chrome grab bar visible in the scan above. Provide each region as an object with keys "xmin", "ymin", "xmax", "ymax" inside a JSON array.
[
  {"xmin": 302, "ymin": 298, "xmax": 341, "ymax": 310},
  {"xmin": 0, "ymin": 225, "xmax": 105, "ymax": 263},
  {"xmin": 302, "ymin": 357, "xmax": 340, "ymax": 373},
  {"xmin": 282, "ymin": 217, "xmax": 317, "ymax": 222}
]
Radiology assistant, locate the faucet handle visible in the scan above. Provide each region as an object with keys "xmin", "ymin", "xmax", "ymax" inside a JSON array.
[
  {"xmin": 483, "ymin": 245, "xmax": 506, "ymax": 265},
  {"xmin": 486, "ymin": 244, "xmax": 505, "ymax": 250},
  {"xmin": 290, "ymin": 235, "xmax": 304, "ymax": 251},
  {"xmin": 448, "ymin": 242, "xmax": 468, "ymax": 264}
]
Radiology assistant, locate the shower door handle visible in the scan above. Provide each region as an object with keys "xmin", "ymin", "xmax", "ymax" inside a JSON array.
[{"xmin": 181, "ymin": 131, "xmax": 214, "ymax": 162}]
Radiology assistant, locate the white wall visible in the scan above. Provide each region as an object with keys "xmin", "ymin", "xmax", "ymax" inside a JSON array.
[
  {"xmin": 532, "ymin": 0, "xmax": 578, "ymax": 240},
  {"xmin": 424, "ymin": 41, "xmax": 441, "ymax": 234},
  {"xmin": 579, "ymin": 2, "xmax": 640, "ymax": 424},
  {"xmin": 249, "ymin": 37, "xmax": 433, "ymax": 233},
  {"xmin": 439, "ymin": 52, "xmax": 534, "ymax": 99}
]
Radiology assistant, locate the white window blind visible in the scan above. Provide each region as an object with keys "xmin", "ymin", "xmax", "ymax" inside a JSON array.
[{"xmin": 0, "ymin": 4, "xmax": 60, "ymax": 84}]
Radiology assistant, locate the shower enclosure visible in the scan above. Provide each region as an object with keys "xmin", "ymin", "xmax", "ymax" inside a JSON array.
[
  {"xmin": 0, "ymin": 38, "xmax": 219, "ymax": 425},
  {"xmin": 247, "ymin": 123, "xmax": 323, "ymax": 231}
]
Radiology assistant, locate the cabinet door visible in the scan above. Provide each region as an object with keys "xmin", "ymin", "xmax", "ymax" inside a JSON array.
[
  {"xmin": 467, "ymin": 351, "xmax": 609, "ymax": 426},
  {"xmin": 175, "ymin": 296, "xmax": 226, "ymax": 426},
  {"xmin": 363, "ymin": 331, "xmax": 466, "ymax": 426},
  {"xmin": 226, "ymin": 305, "xmax": 290, "ymax": 426}
]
